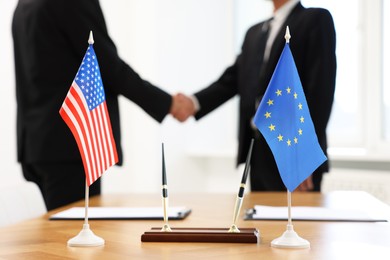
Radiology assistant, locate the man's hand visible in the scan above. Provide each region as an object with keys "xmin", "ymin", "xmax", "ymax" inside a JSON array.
[
  {"xmin": 170, "ymin": 93, "xmax": 196, "ymax": 122},
  {"xmin": 295, "ymin": 175, "xmax": 314, "ymax": 191}
]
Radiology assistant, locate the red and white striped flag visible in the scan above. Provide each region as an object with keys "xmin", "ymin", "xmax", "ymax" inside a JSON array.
[{"xmin": 60, "ymin": 44, "xmax": 118, "ymax": 186}]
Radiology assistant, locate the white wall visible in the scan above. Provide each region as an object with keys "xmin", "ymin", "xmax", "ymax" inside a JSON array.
[{"xmin": 0, "ymin": 0, "xmax": 272, "ymax": 194}]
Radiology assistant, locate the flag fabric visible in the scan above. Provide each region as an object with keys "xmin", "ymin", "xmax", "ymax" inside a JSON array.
[
  {"xmin": 60, "ymin": 45, "xmax": 118, "ymax": 186},
  {"xmin": 253, "ymin": 43, "xmax": 327, "ymax": 192}
]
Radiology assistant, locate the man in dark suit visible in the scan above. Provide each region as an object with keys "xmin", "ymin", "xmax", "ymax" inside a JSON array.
[
  {"xmin": 12, "ymin": 0, "xmax": 181, "ymax": 210},
  {"xmin": 174, "ymin": 0, "xmax": 336, "ymax": 191}
]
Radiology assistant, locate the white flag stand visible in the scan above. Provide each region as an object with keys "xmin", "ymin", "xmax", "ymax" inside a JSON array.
[
  {"xmin": 67, "ymin": 182, "xmax": 104, "ymax": 247},
  {"xmin": 271, "ymin": 191, "xmax": 310, "ymax": 249}
]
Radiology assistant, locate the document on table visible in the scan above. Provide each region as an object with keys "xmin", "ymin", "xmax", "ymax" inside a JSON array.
[
  {"xmin": 50, "ymin": 207, "xmax": 191, "ymax": 220},
  {"xmin": 244, "ymin": 205, "xmax": 389, "ymax": 222}
]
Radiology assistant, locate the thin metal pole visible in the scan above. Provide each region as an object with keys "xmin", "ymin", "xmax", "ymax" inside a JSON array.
[
  {"xmin": 85, "ymin": 181, "xmax": 89, "ymax": 225},
  {"xmin": 287, "ymin": 191, "xmax": 292, "ymax": 226}
]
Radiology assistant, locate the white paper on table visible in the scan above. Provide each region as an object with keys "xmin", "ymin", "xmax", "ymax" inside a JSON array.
[
  {"xmin": 50, "ymin": 206, "xmax": 191, "ymax": 220},
  {"xmin": 245, "ymin": 205, "xmax": 389, "ymax": 222}
]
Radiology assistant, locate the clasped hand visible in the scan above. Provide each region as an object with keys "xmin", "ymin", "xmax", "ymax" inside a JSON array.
[{"xmin": 169, "ymin": 93, "xmax": 196, "ymax": 122}]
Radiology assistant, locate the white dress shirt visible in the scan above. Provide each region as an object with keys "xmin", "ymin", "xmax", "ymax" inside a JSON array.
[
  {"xmin": 263, "ymin": 0, "xmax": 300, "ymax": 62},
  {"xmin": 193, "ymin": 0, "xmax": 300, "ymax": 113}
]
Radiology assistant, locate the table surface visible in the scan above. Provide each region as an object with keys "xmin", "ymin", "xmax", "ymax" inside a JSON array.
[{"xmin": 1, "ymin": 191, "xmax": 390, "ymax": 260}]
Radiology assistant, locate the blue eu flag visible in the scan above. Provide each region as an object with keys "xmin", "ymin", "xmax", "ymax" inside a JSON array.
[{"xmin": 253, "ymin": 43, "xmax": 327, "ymax": 192}]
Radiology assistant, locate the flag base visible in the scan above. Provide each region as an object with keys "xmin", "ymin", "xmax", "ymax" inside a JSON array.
[
  {"xmin": 67, "ymin": 224, "xmax": 104, "ymax": 247},
  {"xmin": 271, "ymin": 224, "xmax": 310, "ymax": 249}
]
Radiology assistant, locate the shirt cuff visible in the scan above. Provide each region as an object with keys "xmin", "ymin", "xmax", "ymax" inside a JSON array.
[{"xmin": 190, "ymin": 95, "xmax": 200, "ymax": 112}]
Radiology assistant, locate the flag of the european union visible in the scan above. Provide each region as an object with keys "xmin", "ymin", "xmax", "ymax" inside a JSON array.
[{"xmin": 253, "ymin": 43, "xmax": 327, "ymax": 192}]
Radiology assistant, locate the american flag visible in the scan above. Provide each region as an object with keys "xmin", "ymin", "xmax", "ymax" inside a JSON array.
[{"xmin": 60, "ymin": 45, "xmax": 118, "ymax": 186}]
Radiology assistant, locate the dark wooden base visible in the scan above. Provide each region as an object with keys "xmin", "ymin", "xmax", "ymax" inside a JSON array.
[{"xmin": 141, "ymin": 227, "xmax": 259, "ymax": 243}]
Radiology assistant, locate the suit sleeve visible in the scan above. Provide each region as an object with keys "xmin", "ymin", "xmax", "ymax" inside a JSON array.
[
  {"xmin": 194, "ymin": 57, "xmax": 239, "ymax": 120},
  {"xmin": 55, "ymin": 0, "xmax": 172, "ymax": 122}
]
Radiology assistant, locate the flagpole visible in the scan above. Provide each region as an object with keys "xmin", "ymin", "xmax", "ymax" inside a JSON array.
[
  {"xmin": 67, "ymin": 30, "xmax": 105, "ymax": 247},
  {"xmin": 287, "ymin": 191, "xmax": 292, "ymax": 227},
  {"xmin": 285, "ymin": 26, "xmax": 293, "ymax": 232},
  {"xmin": 85, "ymin": 181, "xmax": 89, "ymax": 225},
  {"xmin": 269, "ymin": 26, "xmax": 310, "ymax": 249}
]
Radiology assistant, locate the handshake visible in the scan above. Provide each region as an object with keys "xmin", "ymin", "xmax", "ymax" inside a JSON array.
[{"xmin": 169, "ymin": 93, "xmax": 197, "ymax": 122}]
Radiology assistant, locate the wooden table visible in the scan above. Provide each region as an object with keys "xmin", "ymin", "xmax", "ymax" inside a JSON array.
[{"xmin": 1, "ymin": 191, "xmax": 390, "ymax": 259}]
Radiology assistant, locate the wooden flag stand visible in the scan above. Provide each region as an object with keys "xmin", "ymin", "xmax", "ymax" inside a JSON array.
[{"xmin": 141, "ymin": 227, "xmax": 259, "ymax": 243}]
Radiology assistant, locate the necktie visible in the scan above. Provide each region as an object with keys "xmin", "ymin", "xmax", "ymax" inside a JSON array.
[
  {"xmin": 251, "ymin": 19, "xmax": 272, "ymax": 133},
  {"xmin": 258, "ymin": 18, "xmax": 272, "ymax": 67},
  {"xmin": 258, "ymin": 18, "xmax": 273, "ymax": 78}
]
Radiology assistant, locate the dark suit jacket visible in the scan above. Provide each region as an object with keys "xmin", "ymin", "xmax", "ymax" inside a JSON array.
[
  {"xmin": 12, "ymin": 0, "xmax": 172, "ymax": 164},
  {"xmin": 194, "ymin": 3, "xmax": 336, "ymax": 185}
]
